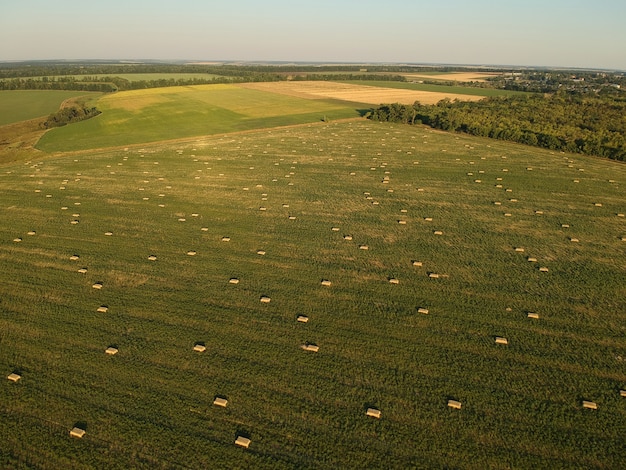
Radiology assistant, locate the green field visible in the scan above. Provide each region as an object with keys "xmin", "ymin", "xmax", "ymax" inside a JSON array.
[
  {"xmin": 1, "ymin": 119, "xmax": 625, "ymax": 468},
  {"xmin": 36, "ymin": 84, "xmax": 364, "ymax": 152},
  {"xmin": 0, "ymin": 90, "xmax": 99, "ymax": 126}
]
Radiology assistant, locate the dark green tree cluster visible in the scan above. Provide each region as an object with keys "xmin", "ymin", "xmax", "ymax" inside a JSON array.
[
  {"xmin": 368, "ymin": 93, "xmax": 626, "ymax": 161},
  {"xmin": 42, "ymin": 106, "xmax": 101, "ymax": 128}
]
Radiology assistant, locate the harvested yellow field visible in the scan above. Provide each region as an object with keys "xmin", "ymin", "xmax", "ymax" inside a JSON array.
[
  {"xmin": 239, "ymin": 81, "xmax": 483, "ymax": 105},
  {"xmin": 403, "ymin": 72, "xmax": 501, "ymax": 82}
]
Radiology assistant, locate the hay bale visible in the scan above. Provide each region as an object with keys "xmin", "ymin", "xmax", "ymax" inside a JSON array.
[
  {"xmin": 539, "ymin": 267, "xmax": 549, "ymax": 272},
  {"xmin": 235, "ymin": 436, "xmax": 251, "ymax": 448},
  {"xmin": 13, "ymin": 238, "xmax": 22, "ymax": 243},
  {"xmin": 69, "ymin": 427, "xmax": 86, "ymax": 439},
  {"xmin": 260, "ymin": 296, "xmax": 271, "ymax": 303},
  {"xmin": 343, "ymin": 235, "xmax": 353, "ymax": 241},
  {"xmin": 417, "ymin": 307, "xmax": 429, "ymax": 315},
  {"xmin": 229, "ymin": 278, "xmax": 240, "ymax": 284},
  {"xmin": 582, "ymin": 400, "xmax": 598, "ymax": 410},
  {"xmin": 92, "ymin": 282, "xmax": 103, "ymax": 290},
  {"xmin": 412, "ymin": 261, "xmax": 423, "ymax": 267},
  {"xmin": 321, "ymin": 280, "xmax": 332, "ymax": 287},
  {"xmin": 620, "ymin": 390, "xmax": 626, "ymax": 397},
  {"xmin": 187, "ymin": 251, "xmax": 197, "ymax": 256},
  {"xmin": 104, "ymin": 232, "xmax": 113, "ymax": 236},
  {"xmin": 148, "ymin": 255, "xmax": 157, "ymax": 261},
  {"xmin": 504, "ymin": 213, "xmax": 512, "ymax": 217},
  {"xmin": 27, "ymin": 231, "xmax": 36, "ymax": 236},
  {"xmin": 213, "ymin": 397, "xmax": 228, "ymax": 408},
  {"xmin": 359, "ymin": 245, "xmax": 369, "ymax": 250},
  {"xmin": 433, "ymin": 230, "xmax": 443, "ymax": 235},
  {"xmin": 527, "ymin": 312, "xmax": 539, "ymax": 319},
  {"xmin": 301, "ymin": 343, "xmax": 319, "ymax": 352},
  {"xmin": 288, "ymin": 216, "xmax": 296, "ymax": 220},
  {"xmin": 77, "ymin": 268, "xmax": 87, "ymax": 274},
  {"xmin": 398, "ymin": 220, "xmax": 407, "ymax": 225},
  {"xmin": 7, "ymin": 373, "xmax": 21, "ymax": 382},
  {"xmin": 424, "ymin": 217, "xmax": 433, "ymax": 222},
  {"xmin": 561, "ymin": 224, "xmax": 570, "ymax": 228},
  {"xmin": 297, "ymin": 315, "xmax": 309, "ymax": 323},
  {"xmin": 331, "ymin": 227, "xmax": 340, "ymax": 231},
  {"xmin": 105, "ymin": 347, "xmax": 118, "ymax": 355},
  {"xmin": 257, "ymin": 250, "xmax": 266, "ymax": 256},
  {"xmin": 428, "ymin": 273, "xmax": 440, "ymax": 279},
  {"xmin": 448, "ymin": 400, "xmax": 462, "ymax": 410},
  {"xmin": 97, "ymin": 306, "xmax": 108, "ymax": 313},
  {"xmin": 495, "ymin": 337, "xmax": 508, "ymax": 345},
  {"xmin": 527, "ymin": 257, "xmax": 537, "ymax": 262},
  {"xmin": 221, "ymin": 237, "xmax": 230, "ymax": 242},
  {"xmin": 193, "ymin": 344, "xmax": 206, "ymax": 352},
  {"xmin": 594, "ymin": 203, "xmax": 603, "ymax": 207},
  {"xmin": 570, "ymin": 238, "xmax": 579, "ymax": 243},
  {"xmin": 259, "ymin": 207, "xmax": 267, "ymax": 211},
  {"xmin": 366, "ymin": 408, "xmax": 382, "ymax": 419},
  {"xmin": 494, "ymin": 201, "xmax": 502, "ymax": 206},
  {"xmin": 388, "ymin": 278, "xmax": 399, "ymax": 284}
]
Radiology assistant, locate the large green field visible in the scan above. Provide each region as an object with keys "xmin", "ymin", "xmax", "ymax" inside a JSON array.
[
  {"xmin": 0, "ymin": 90, "xmax": 99, "ymax": 126},
  {"xmin": 36, "ymin": 84, "xmax": 364, "ymax": 152},
  {"xmin": 1, "ymin": 119, "xmax": 624, "ymax": 468}
]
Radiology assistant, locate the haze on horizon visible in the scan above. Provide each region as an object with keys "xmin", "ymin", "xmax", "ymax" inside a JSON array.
[{"xmin": 1, "ymin": 0, "xmax": 625, "ymax": 71}]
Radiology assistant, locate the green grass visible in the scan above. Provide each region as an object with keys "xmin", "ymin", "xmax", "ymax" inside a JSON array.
[
  {"xmin": 0, "ymin": 90, "xmax": 99, "ymax": 126},
  {"xmin": 1, "ymin": 121, "xmax": 625, "ymax": 468},
  {"xmin": 348, "ymin": 80, "xmax": 526, "ymax": 97},
  {"xmin": 36, "ymin": 84, "xmax": 363, "ymax": 152}
]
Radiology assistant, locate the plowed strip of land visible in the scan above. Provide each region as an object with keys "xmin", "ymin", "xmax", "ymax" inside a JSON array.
[{"xmin": 238, "ymin": 81, "xmax": 484, "ymax": 105}]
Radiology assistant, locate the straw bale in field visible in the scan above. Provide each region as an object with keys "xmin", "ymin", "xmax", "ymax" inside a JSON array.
[
  {"xmin": 193, "ymin": 344, "xmax": 206, "ymax": 352},
  {"xmin": 389, "ymin": 278, "xmax": 399, "ymax": 284},
  {"xmin": 527, "ymin": 312, "xmax": 539, "ymax": 319},
  {"xmin": 260, "ymin": 296, "xmax": 271, "ymax": 303},
  {"xmin": 514, "ymin": 247, "xmax": 525, "ymax": 252},
  {"xmin": 527, "ymin": 257, "xmax": 537, "ymax": 262},
  {"xmin": 288, "ymin": 216, "xmax": 296, "ymax": 220},
  {"xmin": 495, "ymin": 337, "xmax": 508, "ymax": 345},
  {"xmin": 620, "ymin": 390, "xmax": 626, "ymax": 397},
  {"xmin": 7, "ymin": 373, "xmax": 21, "ymax": 382},
  {"xmin": 561, "ymin": 224, "xmax": 570, "ymax": 228},
  {"xmin": 331, "ymin": 227, "xmax": 340, "ymax": 231},
  {"xmin": 235, "ymin": 436, "xmax": 250, "ymax": 448},
  {"xmin": 71, "ymin": 220, "xmax": 79, "ymax": 225},
  {"xmin": 582, "ymin": 400, "xmax": 597, "ymax": 410},
  {"xmin": 187, "ymin": 251, "xmax": 197, "ymax": 256},
  {"xmin": 92, "ymin": 283, "xmax": 103, "ymax": 290},
  {"xmin": 417, "ymin": 307, "xmax": 429, "ymax": 314},
  {"xmin": 448, "ymin": 400, "xmax": 462, "ymax": 410},
  {"xmin": 27, "ymin": 231, "xmax": 36, "ymax": 236},
  {"xmin": 297, "ymin": 315, "xmax": 309, "ymax": 323},
  {"xmin": 221, "ymin": 237, "xmax": 230, "ymax": 242},
  {"xmin": 433, "ymin": 230, "xmax": 443, "ymax": 235},
  {"xmin": 504, "ymin": 213, "xmax": 512, "ymax": 217},
  {"xmin": 343, "ymin": 235, "xmax": 353, "ymax": 240},
  {"xmin": 97, "ymin": 306, "xmax": 108, "ymax": 313},
  {"xmin": 359, "ymin": 245, "xmax": 369, "ymax": 250},
  {"xmin": 398, "ymin": 220, "xmax": 407, "ymax": 225},
  {"xmin": 213, "ymin": 397, "xmax": 228, "ymax": 407},
  {"xmin": 570, "ymin": 238, "xmax": 579, "ymax": 243},
  {"xmin": 105, "ymin": 347, "xmax": 118, "ymax": 355},
  {"xmin": 366, "ymin": 408, "xmax": 381, "ymax": 419},
  {"xmin": 259, "ymin": 207, "xmax": 267, "ymax": 211},
  {"xmin": 13, "ymin": 238, "xmax": 22, "ymax": 242},
  {"xmin": 321, "ymin": 280, "xmax": 332, "ymax": 287},
  {"xmin": 424, "ymin": 217, "xmax": 433, "ymax": 222},
  {"xmin": 539, "ymin": 267, "xmax": 549, "ymax": 272},
  {"xmin": 412, "ymin": 261, "xmax": 423, "ymax": 266},
  {"xmin": 148, "ymin": 255, "xmax": 157, "ymax": 261},
  {"xmin": 594, "ymin": 203, "xmax": 602, "ymax": 207},
  {"xmin": 257, "ymin": 250, "xmax": 266, "ymax": 255},
  {"xmin": 301, "ymin": 343, "xmax": 319, "ymax": 352},
  {"xmin": 69, "ymin": 427, "xmax": 86, "ymax": 438},
  {"xmin": 429, "ymin": 273, "xmax": 440, "ymax": 279},
  {"xmin": 78, "ymin": 268, "xmax": 87, "ymax": 274}
]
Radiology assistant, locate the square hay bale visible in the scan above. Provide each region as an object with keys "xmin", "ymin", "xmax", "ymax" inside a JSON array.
[
  {"xmin": 187, "ymin": 251, "xmax": 197, "ymax": 256},
  {"xmin": 260, "ymin": 296, "xmax": 271, "ymax": 303},
  {"xmin": 433, "ymin": 230, "xmax": 443, "ymax": 235},
  {"xmin": 13, "ymin": 238, "xmax": 22, "ymax": 243},
  {"xmin": 221, "ymin": 237, "xmax": 230, "ymax": 242},
  {"xmin": 424, "ymin": 217, "xmax": 433, "ymax": 222},
  {"xmin": 235, "ymin": 436, "xmax": 251, "ymax": 448},
  {"xmin": 301, "ymin": 343, "xmax": 319, "ymax": 352},
  {"xmin": 105, "ymin": 347, "xmax": 118, "ymax": 355},
  {"xmin": 620, "ymin": 390, "xmax": 626, "ymax": 397},
  {"xmin": 570, "ymin": 238, "xmax": 579, "ymax": 243},
  {"xmin": 321, "ymin": 280, "xmax": 332, "ymax": 287},
  {"xmin": 104, "ymin": 232, "xmax": 113, "ymax": 236},
  {"xmin": 448, "ymin": 400, "xmax": 462, "ymax": 410},
  {"xmin": 331, "ymin": 227, "xmax": 340, "ymax": 231},
  {"xmin": 259, "ymin": 207, "xmax": 267, "ymax": 211},
  {"xmin": 257, "ymin": 250, "xmax": 266, "ymax": 256},
  {"xmin": 343, "ymin": 235, "xmax": 353, "ymax": 241},
  {"xmin": 412, "ymin": 261, "xmax": 423, "ymax": 267},
  {"xmin": 288, "ymin": 216, "xmax": 297, "ymax": 220},
  {"xmin": 594, "ymin": 203, "xmax": 602, "ymax": 207},
  {"xmin": 97, "ymin": 306, "xmax": 108, "ymax": 313},
  {"xmin": 514, "ymin": 247, "xmax": 525, "ymax": 252},
  {"xmin": 388, "ymin": 278, "xmax": 399, "ymax": 284},
  {"xmin": 504, "ymin": 213, "xmax": 512, "ymax": 217},
  {"xmin": 213, "ymin": 397, "xmax": 228, "ymax": 408},
  {"xmin": 77, "ymin": 268, "xmax": 87, "ymax": 274},
  {"xmin": 92, "ymin": 283, "xmax": 103, "ymax": 290},
  {"xmin": 359, "ymin": 245, "xmax": 369, "ymax": 250},
  {"xmin": 539, "ymin": 267, "xmax": 549, "ymax": 272},
  {"xmin": 398, "ymin": 220, "xmax": 407, "ymax": 225},
  {"xmin": 69, "ymin": 427, "xmax": 86, "ymax": 439},
  {"xmin": 417, "ymin": 307, "xmax": 429, "ymax": 315},
  {"xmin": 494, "ymin": 201, "xmax": 502, "ymax": 206},
  {"xmin": 70, "ymin": 255, "xmax": 80, "ymax": 261},
  {"xmin": 366, "ymin": 408, "xmax": 382, "ymax": 419},
  {"xmin": 229, "ymin": 278, "xmax": 240, "ymax": 284},
  {"xmin": 400, "ymin": 209, "xmax": 408, "ymax": 213},
  {"xmin": 7, "ymin": 373, "xmax": 21, "ymax": 382},
  {"xmin": 193, "ymin": 344, "xmax": 206, "ymax": 352},
  {"xmin": 428, "ymin": 273, "xmax": 440, "ymax": 279},
  {"xmin": 527, "ymin": 312, "xmax": 540, "ymax": 319},
  {"xmin": 297, "ymin": 315, "xmax": 309, "ymax": 323},
  {"xmin": 561, "ymin": 224, "xmax": 570, "ymax": 228},
  {"xmin": 527, "ymin": 257, "xmax": 537, "ymax": 263},
  {"xmin": 148, "ymin": 255, "xmax": 157, "ymax": 261},
  {"xmin": 582, "ymin": 400, "xmax": 598, "ymax": 410},
  {"xmin": 495, "ymin": 337, "xmax": 508, "ymax": 345},
  {"xmin": 27, "ymin": 231, "xmax": 36, "ymax": 236}
]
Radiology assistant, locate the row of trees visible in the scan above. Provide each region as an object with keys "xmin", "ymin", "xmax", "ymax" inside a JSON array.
[
  {"xmin": 368, "ymin": 93, "xmax": 626, "ymax": 161},
  {"xmin": 42, "ymin": 105, "xmax": 101, "ymax": 128}
]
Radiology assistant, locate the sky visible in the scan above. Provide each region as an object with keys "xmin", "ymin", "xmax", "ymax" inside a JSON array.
[{"xmin": 1, "ymin": 0, "xmax": 625, "ymax": 70}]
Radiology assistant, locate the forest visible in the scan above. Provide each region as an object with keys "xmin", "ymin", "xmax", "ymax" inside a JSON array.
[{"xmin": 368, "ymin": 93, "xmax": 626, "ymax": 161}]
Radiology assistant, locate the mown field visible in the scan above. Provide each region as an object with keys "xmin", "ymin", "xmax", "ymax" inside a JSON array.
[
  {"xmin": 1, "ymin": 119, "xmax": 625, "ymax": 469},
  {"xmin": 0, "ymin": 90, "xmax": 99, "ymax": 126}
]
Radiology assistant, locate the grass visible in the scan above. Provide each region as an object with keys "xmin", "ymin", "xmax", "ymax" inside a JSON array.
[
  {"xmin": 0, "ymin": 90, "xmax": 99, "ymax": 126},
  {"xmin": 348, "ymin": 80, "xmax": 525, "ymax": 97},
  {"xmin": 36, "ymin": 84, "xmax": 363, "ymax": 152},
  {"xmin": 1, "ymin": 121, "xmax": 625, "ymax": 468}
]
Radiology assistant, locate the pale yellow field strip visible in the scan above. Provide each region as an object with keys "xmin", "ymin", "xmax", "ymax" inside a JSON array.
[
  {"xmin": 238, "ymin": 81, "xmax": 483, "ymax": 105},
  {"xmin": 402, "ymin": 72, "xmax": 501, "ymax": 82}
]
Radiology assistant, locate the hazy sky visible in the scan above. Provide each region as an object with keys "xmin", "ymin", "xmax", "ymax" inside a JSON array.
[{"xmin": 1, "ymin": 0, "xmax": 625, "ymax": 69}]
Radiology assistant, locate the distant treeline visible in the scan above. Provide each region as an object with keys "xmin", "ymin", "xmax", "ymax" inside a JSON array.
[{"xmin": 368, "ymin": 93, "xmax": 626, "ymax": 161}]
